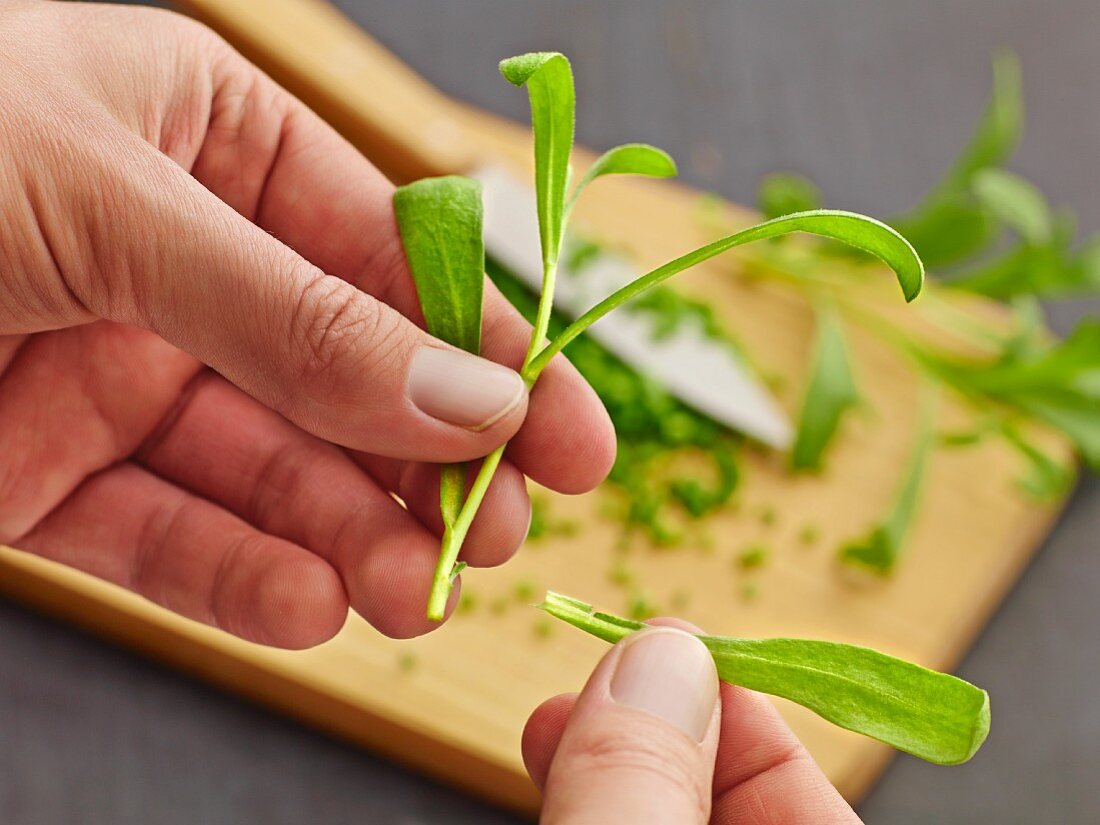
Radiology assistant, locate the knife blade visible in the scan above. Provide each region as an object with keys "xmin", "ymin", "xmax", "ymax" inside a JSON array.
[{"xmin": 472, "ymin": 164, "xmax": 793, "ymax": 450}]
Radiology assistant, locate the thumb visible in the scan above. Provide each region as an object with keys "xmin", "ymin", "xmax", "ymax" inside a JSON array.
[
  {"xmin": 70, "ymin": 139, "xmax": 527, "ymax": 462},
  {"xmin": 541, "ymin": 627, "xmax": 721, "ymax": 824}
]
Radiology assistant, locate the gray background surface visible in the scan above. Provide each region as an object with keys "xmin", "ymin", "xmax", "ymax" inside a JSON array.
[{"xmin": 2, "ymin": 1, "xmax": 1098, "ymax": 822}]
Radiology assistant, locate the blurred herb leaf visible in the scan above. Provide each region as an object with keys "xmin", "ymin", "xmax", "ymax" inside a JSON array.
[
  {"xmin": 840, "ymin": 399, "xmax": 935, "ymax": 573},
  {"xmin": 757, "ymin": 172, "xmax": 822, "ymax": 219},
  {"xmin": 792, "ymin": 306, "xmax": 859, "ymax": 471}
]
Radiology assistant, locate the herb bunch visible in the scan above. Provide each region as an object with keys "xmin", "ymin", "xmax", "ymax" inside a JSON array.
[{"xmin": 395, "ymin": 52, "xmax": 923, "ymax": 620}]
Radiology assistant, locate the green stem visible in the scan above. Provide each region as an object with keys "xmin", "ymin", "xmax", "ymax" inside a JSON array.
[
  {"xmin": 426, "ymin": 445, "xmax": 506, "ymax": 620},
  {"xmin": 524, "ymin": 259, "xmax": 559, "ymax": 366}
]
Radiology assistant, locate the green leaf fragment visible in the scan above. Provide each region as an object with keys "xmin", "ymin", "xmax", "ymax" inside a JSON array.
[
  {"xmin": 792, "ymin": 306, "xmax": 859, "ymax": 471},
  {"xmin": 891, "ymin": 51, "xmax": 1022, "ymax": 268},
  {"xmin": 757, "ymin": 172, "xmax": 821, "ymax": 219},
  {"xmin": 539, "ymin": 592, "xmax": 990, "ymax": 765},
  {"xmin": 840, "ymin": 400, "xmax": 935, "ymax": 573},
  {"xmin": 971, "ymin": 168, "xmax": 1052, "ymax": 244}
]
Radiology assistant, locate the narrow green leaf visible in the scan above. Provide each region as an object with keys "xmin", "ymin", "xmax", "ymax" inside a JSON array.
[
  {"xmin": 500, "ymin": 52, "xmax": 575, "ymax": 271},
  {"xmin": 941, "ymin": 50, "xmax": 1024, "ymax": 185},
  {"xmin": 840, "ymin": 401, "xmax": 935, "ymax": 573},
  {"xmin": 757, "ymin": 172, "xmax": 821, "ymax": 219},
  {"xmin": 971, "ymin": 168, "xmax": 1052, "ymax": 244},
  {"xmin": 791, "ymin": 306, "xmax": 858, "ymax": 471},
  {"xmin": 393, "ymin": 176, "xmax": 485, "ymax": 354},
  {"xmin": 527, "ymin": 210, "xmax": 924, "ymax": 380},
  {"xmin": 568, "ymin": 143, "xmax": 677, "ymax": 209},
  {"xmin": 539, "ymin": 591, "xmax": 990, "ymax": 765},
  {"xmin": 891, "ymin": 51, "xmax": 1022, "ymax": 268}
]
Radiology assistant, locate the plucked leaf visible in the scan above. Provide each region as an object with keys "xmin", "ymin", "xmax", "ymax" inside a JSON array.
[
  {"xmin": 791, "ymin": 307, "xmax": 858, "ymax": 470},
  {"xmin": 539, "ymin": 592, "xmax": 990, "ymax": 765},
  {"xmin": 500, "ymin": 52, "xmax": 575, "ymax": 270}
]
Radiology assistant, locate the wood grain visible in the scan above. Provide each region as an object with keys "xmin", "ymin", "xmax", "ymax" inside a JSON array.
[{"xmin": 0, "ymin": 0, "xmax": 1076, "ymax": 817}]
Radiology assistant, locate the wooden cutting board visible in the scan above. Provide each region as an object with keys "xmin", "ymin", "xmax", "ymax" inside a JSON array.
[{"xmin": 0, "ymin": 0, "xmax": 1076, "ymax": 816}]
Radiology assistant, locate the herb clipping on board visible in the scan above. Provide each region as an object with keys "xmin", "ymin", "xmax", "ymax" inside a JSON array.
[
  {"xmin": 738, "ymin": 50, "xmax": 1094, "ymax": 567},
  {"xmin": 395, "ymin": 51, "xmax": 924, "ymax": 621}
]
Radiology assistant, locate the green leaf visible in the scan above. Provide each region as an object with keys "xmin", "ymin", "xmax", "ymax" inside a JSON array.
[
  {"xmin": 840, "ymin": 400, "xmax": 935, "ymax": 573},
  {"xmin": 791, "ymin": 306, "xmax": 858, "ymax": 471},
  {"xmin": 500, "ymin": 52, "xmax": 575, "ymax": 271},
  {"xmin": 971, "ymin": 168, "xmax": 1052, "ymax": 244},
  {"xmin": 394, "ymin": 175, "xmax": 486, "ymax": 613},
  {"xmin": 527, "ymin": 210, "xmax": 924, "ymax": 379},
  {"xmin": 393, "ymin": 176, "xmax": 485, "ymax": 355},
  {"xmin": 1002, "ymin": 424, "xmax": 1074, "ymax": 500},
  {"xmin": 890, "ymin": 51, "xmax": 1022, "ymax": 268},
  {"xmin": 569, "ymin": 143, "xmax": 677, "ymax": 210},
  {"xmin": 539, "ymin": 591, "xmax": 990, "ymax": 765},
  {"xmin": 757, "ymin": 172, "xmax": 822, "ymax": 219}
]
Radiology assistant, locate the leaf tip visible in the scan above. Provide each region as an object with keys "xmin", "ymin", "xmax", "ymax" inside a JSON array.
[{"xmin": 499, "ymin": 51, "xmax": 569, "ymax": 86}]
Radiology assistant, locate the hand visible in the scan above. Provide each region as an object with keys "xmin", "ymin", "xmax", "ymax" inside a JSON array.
[
  {"xmin": 0, "ymin": 2, "xmax": 613, "ymax": 647},
  {"xmin": 524, "ymin": 622, "xmax": 861, "ymax": 824}
]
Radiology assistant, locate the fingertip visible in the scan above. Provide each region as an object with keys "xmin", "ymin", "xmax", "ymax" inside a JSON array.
[
  {"xmin": 350, "ymin": 530, "xmax": 457, "ymax": 638},
  {"xmin": 250, "ymin": 555, "xmax": 348, "ymax": 649},
  {"xmin": 510, "ymin": 359, "xmax": 616, "ymax": 494},
  {"xmin": 395, "ymin": 459, "xmax": 531, "ymax": 568},
  {"xmin": 522, "ymin": 693, "xmax": 578, "ymax": 791}
]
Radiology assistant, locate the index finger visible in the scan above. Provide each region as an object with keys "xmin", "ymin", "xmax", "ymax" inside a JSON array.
[{"xmin": 711, "ymin": 685, "xmax": 860, "ymax": 825}]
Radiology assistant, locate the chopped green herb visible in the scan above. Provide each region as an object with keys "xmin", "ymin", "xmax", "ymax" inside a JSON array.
[
  {"xmin": 532, "ymin": 617, "xmax": 554, "ymax": 640},
  {"xmin": 457, "ymin": 591, "xmax": 478, "ymax": 615},
  {"xmin": 737, "ymin": 545, "xmax": 770, "ymax": 570},
  {"xmin": 798, "ymin": 524, "xmax": 821, "ymax": 546},
  {"xmin": 513, "ymin": 578, "xmax": 538, "ymax": 603},
  {"xmin": 758, "ymin": 505, "xmax": 778, "ymax": 527},
  {"xmin": 627, "ymin": 592, "xmax": 657, "ymax": 621},
  {"xmin": 739, "ymin": 582, "xmax": 760, "ymax": 602},
  {"xmin": 397, "ymin": 652, "xmax": 419, "ymax": 673},
  {"xmin": 607, "ymin": 559, "xmax": 634, "ymax": 588}
]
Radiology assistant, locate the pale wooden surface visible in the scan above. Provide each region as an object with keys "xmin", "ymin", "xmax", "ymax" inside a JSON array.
[{"xmin": 2, "ymin": 1, "xmax": 1098, "ymax": 823}]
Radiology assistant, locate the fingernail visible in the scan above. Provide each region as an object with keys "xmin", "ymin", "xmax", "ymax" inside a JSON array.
[
  {"xmin": 610, "ymin": 628, "xmax": 717, "ymax": 742},
  {"xmin": 408, "ymin": 347, "xmax": 526, "ymax": 430}
]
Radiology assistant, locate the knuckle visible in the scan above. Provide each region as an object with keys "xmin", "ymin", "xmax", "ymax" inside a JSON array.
[{"xmin": 289, "ymin": 272, "xmax": 405, "ymax": 401}]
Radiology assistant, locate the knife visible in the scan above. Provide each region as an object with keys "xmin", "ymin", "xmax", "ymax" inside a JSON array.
[{"xmin": 473, "ymin": 164, "xmax": 793, "ymax": 449}]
